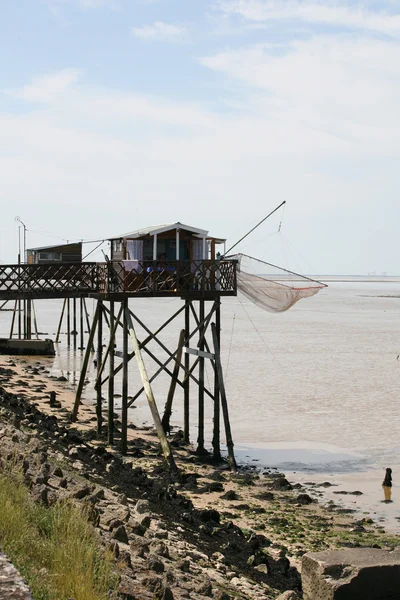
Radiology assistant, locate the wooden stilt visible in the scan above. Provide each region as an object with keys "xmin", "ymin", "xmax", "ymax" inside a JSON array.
[
  {"xmin": 32, "ymin": 301, "xmax": 39, "ymax": 340},
  {"xmin": 184, "ymin": 300, "xmax": 190, "ymax": 442},
  {"xmin": 212, "ymin": 300, "xmax": 221, "ymax": 460},
  {"xmin": 197, "ymin": 300, "xmax": 205, "ymax": 454},
  {"xmin": 83, "ymin": 298, "xmax": 94, "ymax": 352},
  {"xmin": 18, "ymin": 299, "xmax": 21, "ymax": 339},
  {"xmin": 79, "ymin": 297, "xmax": 84, "ymax": 349},
  {"xmin": 126, "ymin": 309, "xmax": 177, "ymax": 472},
  {"xmin": 121, "ymin": 298, "xmax": 129, "ymax": 455},
  {"xmin": 73, "ymin": 297, "xmax": 77, "ymax": 351},
  {"xmin": 26, "ymin": 299, "xmax": 32, "ymax": 340},
  {"xmin": 71, "ymin": 303, "xmax": 100, "ymax": 422},
  {"xmin": 67, "ymin": 298, "xmax": 71, "ymax": 347},
  {"xmin": 108, "ymin": 300, "xmax": 115, "ymax": 445},
  {"xmin": 96, "ymin": 300, "xmax": 103, "ymax": 435},
  {"xmin": 162, "ymin": 329, "xmax": 185, "ymax": 435},
  {"xmin": 55, "ymin": 298, "xmax": 66, "ymax": 344},
  {"xmin": 9, "ymin": 301, "xmax": 17, "ymax": 339},
  {"xmin": 211, "ymin": 322, "xmax": 237, "ymax": 472}
]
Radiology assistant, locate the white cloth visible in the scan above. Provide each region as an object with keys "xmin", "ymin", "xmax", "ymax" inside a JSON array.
[
  {"xmin": 126, "ymin": 240, "xmax": 143, "ymax": 261},
  {"xmin": 122, "ymin": 260, "xmax": 141, "ymax": 273}
]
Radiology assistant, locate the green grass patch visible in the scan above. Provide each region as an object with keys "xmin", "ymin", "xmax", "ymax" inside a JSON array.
[{"xmin": 0, "ymin": 467, "xmax": 118, "ymax": 600}]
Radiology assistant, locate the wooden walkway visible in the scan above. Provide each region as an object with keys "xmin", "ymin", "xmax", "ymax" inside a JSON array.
[{"xmin": 0, "ymin": 260, "xmax": 237, "ymax": 300}]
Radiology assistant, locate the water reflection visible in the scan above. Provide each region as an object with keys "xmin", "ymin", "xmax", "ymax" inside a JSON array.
[{"xmin": 382, "ymin": 486, "xmax": 392, "ymax": 503}]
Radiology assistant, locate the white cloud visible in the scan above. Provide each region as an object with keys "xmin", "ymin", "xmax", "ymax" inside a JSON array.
[
  {"xmin": 1, "ymin": 51, "xmax": 400, "ymax": 272},
  {"xmin": 131, "ymin": 21, "xmax": 186, "ymax": 41},
  {"xmin": 200, "ymin": 36, "xmax": 400, "ymax": 146},
  {"xmin": 217, "ymin": 0, "xmax": 400, "ymax": 36},
  {"xmin": 5, "ymin": 69, "xmax": 82, "ymax": 103}
]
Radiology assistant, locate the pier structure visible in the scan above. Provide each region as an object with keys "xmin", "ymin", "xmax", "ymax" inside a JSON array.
[{"xmin": 0, "ymin": 223, "xmax": 238, "ymax": 470}]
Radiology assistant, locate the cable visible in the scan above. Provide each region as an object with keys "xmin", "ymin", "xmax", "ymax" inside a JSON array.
[
  {"xmin": 225, "ymin": 313, "xmax": 236, "ymax": 381},
  {"xmin": 82, "ymin": 240, "xmax": 106, "ymax": 260}
]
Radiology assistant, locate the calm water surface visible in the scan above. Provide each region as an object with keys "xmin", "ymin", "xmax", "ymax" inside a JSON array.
[{"xmin": 2, "ymin": 278, "xmax": 400, "ymax": 527}]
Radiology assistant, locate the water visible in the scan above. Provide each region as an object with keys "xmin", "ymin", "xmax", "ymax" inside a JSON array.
[{"xmin": 1, "ymin": 279, "xmax": 400, "ymax": 525}]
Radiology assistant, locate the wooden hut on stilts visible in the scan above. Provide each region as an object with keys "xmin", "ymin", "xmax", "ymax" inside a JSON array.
[{"xmin": 71, "ymin": 223, "xmax": 238, "ymax": 472}]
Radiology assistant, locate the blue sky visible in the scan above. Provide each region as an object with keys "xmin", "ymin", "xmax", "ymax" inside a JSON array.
[{"xmin": 1, "ymin": 0, "xmax": 400, "ymax": 273}]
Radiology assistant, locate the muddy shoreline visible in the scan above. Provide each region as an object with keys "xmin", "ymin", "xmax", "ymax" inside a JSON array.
[{"xmin": 0, "ymin": 356, "xmax": 399, "ymax": 599}]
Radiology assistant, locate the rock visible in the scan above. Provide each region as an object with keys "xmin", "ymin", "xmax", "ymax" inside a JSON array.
[
  {"xmin": 135, "ymin": 499, "xmax": 150, "ymax": 514},
  {"xmin": 221, "ymin": 490, "xmax": 238, "ymax": 501},
  {"xmin": 130, "ymin": 534, "xmax": 150, "ymax": 558},
  {"xmin": 31, "ymin": 484, "xmax": 49, "ymax": 506},
  {"xmin": 0, "ymin": 552, "xmax": 33, "ymax": 599},
  {"xmin": 71, "ymin": 485, "xmax": 91, "ymax": 500},
  {"xmin": 112, "ymin": 525, "xmax": 129, "ymax": 545},
  {"xmin": 276, "ymin": 592, "xmax": 299, "ymax": 600},
  {"xmin": 177, "ymin": 558, "xmax": 190, "ymax": 572},
  {"xmin": 197, "ymin": 576, "xmax": 212, "ymax": 596},
  {"xmin": 53, "ymin": 466, "xmax": 63, "ymax": 478},
  {"xmin": 302, "ymin": 548, "xmax": 400, "ymax": 600},
  {"xmin": 295, "ymin": 493, "xmax": 314, "ymax": 505},
  {"xmin": 147, "ymin": 554, "xmax": 165, "ymax": 574},
  {"xmin": 213, "ymin": 591, "xmax": 231, "ymax": 600},
  {"xmin": 150, "ymin": 541, "xmax": 170, "ymax": 558}
]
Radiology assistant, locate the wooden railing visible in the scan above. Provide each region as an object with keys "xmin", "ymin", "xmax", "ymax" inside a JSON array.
[
  {"xmin": 0, "ymin": 263, "xmax": 102, "ymax": 296},
  {"xmin": 106, "ymin": 260, "xmax": 237, "ymax": 295},
  {"xmin": 0, "ymin": 260, "xmax": 237, "ymax": 297}
]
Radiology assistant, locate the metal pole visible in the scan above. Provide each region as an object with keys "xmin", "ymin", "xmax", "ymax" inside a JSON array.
[{"xmin": 224, "ymin": 200, "xmax": 286, "ymax": 256}]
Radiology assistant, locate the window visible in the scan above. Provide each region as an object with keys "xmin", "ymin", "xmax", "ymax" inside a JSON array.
[
  {"xmin": 38, "ymin": 252, "xmax": 62, "ymax": 261},
  {"xmin": 112, "ymin": 240, "xmax": 122, "ymax": 253}
]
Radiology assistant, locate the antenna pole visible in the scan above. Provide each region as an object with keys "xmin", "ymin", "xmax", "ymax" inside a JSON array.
[{"xmin": 224, "ymin": 200, "xmax": 286, "ymax": 257}]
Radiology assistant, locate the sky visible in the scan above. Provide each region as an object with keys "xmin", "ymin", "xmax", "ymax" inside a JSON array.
[{"xmin": 0, "ymin": 0, "xmax": 399, "ymax": 274}]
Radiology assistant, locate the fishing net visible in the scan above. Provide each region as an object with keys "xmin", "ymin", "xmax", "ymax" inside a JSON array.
[{"xmin": 229, "ymin": 253, "xmax": 326, "ymax": 313}]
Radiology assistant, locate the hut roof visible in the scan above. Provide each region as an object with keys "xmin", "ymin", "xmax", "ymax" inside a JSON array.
[
  {"xmin": 109, "ymin": 222, "xmax": 209, "ymax": 240},
  {"xmin": 27, "ymin": 242, "xmax": 82, "ymax": 252}
]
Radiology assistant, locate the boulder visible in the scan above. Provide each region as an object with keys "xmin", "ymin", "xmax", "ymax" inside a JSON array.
[{"xmin": 302, "ymin": 548, "xmax": 400, "ymax": 600}]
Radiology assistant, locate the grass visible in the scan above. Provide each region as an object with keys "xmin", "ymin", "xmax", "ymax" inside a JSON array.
[{"xmin": 0, "ymin": 466, "xmax": 119, "ymax": 600}]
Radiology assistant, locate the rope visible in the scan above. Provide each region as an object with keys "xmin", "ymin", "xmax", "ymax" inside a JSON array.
[{"xmin": 238, "ymin": 295, "xmax": 294, "ymax": 382}]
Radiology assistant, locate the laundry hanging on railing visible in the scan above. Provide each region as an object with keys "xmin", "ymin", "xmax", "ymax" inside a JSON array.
[{"xmin": 228, "ymin": 253, "xmax": 326, "ymax": 313}]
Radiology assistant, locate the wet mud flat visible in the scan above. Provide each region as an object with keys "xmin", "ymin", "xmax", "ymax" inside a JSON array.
[{"xmin": 0, "ymin": 358, "xmax": 399, "ymax": 599}]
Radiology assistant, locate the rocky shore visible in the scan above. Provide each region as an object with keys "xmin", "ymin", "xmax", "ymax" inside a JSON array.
[{"xmin": 0, "ymin": 357, "xmax": 398, "ymax": 600}]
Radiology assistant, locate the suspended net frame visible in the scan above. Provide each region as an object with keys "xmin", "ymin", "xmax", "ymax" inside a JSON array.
[{"xmin": 227, "ymin": 253, "xmax": 327, "ymax": 313}]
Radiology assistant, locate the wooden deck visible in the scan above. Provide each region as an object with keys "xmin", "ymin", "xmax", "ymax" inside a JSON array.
[{"xmin": 0, "ymin": 260, "xmax": 237, "ymax": 300}]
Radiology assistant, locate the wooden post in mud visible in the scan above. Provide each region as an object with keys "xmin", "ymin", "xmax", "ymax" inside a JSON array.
[
  {"xmin": 121, "ymin": 297, "xmax": 129, "ymax": 455},
  {"xmin": 26, "ymin": 299, "xmax": 32, "ymax": 340},
  {"xmin": 83, "ymin": 298, "xmax": 95, "ymax": 352},
  {"xmin": 18, "ymin": 299, "xmax": 22, "ymax": 339},
  {"xmin": 162, "ymin": 328, "xmax": 185, "ymax": 435},
  {"xmin": 211, "ymin": 322, "xmax": 237, "ymax": 472},
  {"xmin": 212, "ymin": 299, "xmax": 221, "ymax": 460},
  {"xmin": 55, "ymin": 299, "xmax": 66, "ymax": 344},
  {"xmin": 96, "ymin": 300, "xmax": 103, "ymax": 435},
  {"xmin": 184, "ymin": 299, "xmax": 190, "ymax": 442},
  {"xmin": 197, "ymin": 300, "xmax": 205, "ymax": 454},
  {"xmin": 79, "ymin": 297, "xmax": 84, "ymax": 349},
  {"xmin": 73, "ymin": 297, "xmax": 77, "ymax": 351},
  {"xmin": 9, "ymin": 301, "xmax": 17, "ymax": 339},
  {"xmin": 32, "ymin": 301, "xmax": 39, "ymax": 340},
  {"xmin": 126, "ymin": 309, "xmax": 177, "ymax": 472},
  {"xmin": 108, "ymin": 300, "xmax": 115, "ymax": 445},
  {"xmin": 67, "ymin": 298, "xmax": 71, "ymax": 347},
  {"xmin": 71, "ymin": 302, "xmax": 100, "ymax": 422}
]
